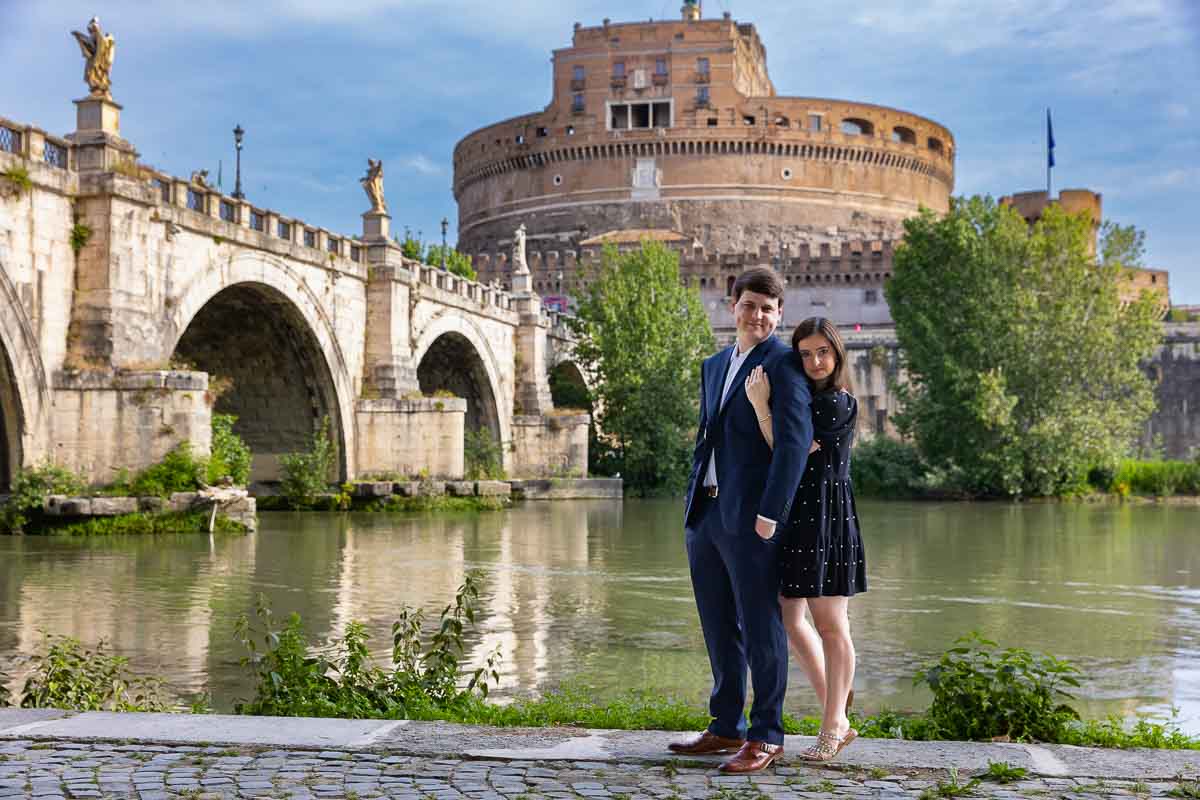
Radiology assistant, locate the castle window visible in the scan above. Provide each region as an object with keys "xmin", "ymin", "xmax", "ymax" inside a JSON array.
[
  {"xmin": 573, "ymin": 65, "xmax": 585, "ymax": 81},
  {"xmin": 572, "ymin": 94, "xmax": 585, "ymax": 113},
  {"xmin": 613, "ymin": 61, "xmax": 626, "ymax": 77},
  {"xmin": 696, "ymin": 86, "xmax": 710, "ymax": 106},
  {"xmin": 608, "ymin": 101, "xmax": 674, "ymax": 130},
  {"xmin": 841, "ymin": 118, "xmax": 874, "ymax": 136},
  {"xmin": 567, "ymin": 125, "xmax": 576, "ymax": 135},
  {"xmin": 808, "ymin": 114, "xmax": 823, "ymax": 132},
  {"xmin": 864, "ymin": 289, "xmax": 878, "ymax": 305},
  {"xmin": 892, "ymin": 126, "xmax": 916, "ymax": 144},
  {"xmin": 278, "ymin": 220, "xmax": 291, "ymax": 239},
  {"xmin": 536, "ymin": 127, "xmax": 548, "ymax": 137},
  {"xmin": 516, "ymin": 134, "xmax": 526, "ymax": 145},
  {"xmin": 697, "ymin": 57, "xmax": 710, "ymax": 77},
  {"xmin": 726, "ymin": 275, "xmax": 736, "ymax": 297},
  {"xmin": 743, "ymin": 115, "xmax": 756, "ymax": 126},
  {"xmin": 927, "ymin": 137, "xmax": 944, "ymax": 154},
  {"xmin": 775, "ymin": 115, "xmax": 791, "ymax": 127},
  {"xmin": 707, "ymin": 117, "xmax": 718, "ymax": 127},
  {"xmin": 656, "ymin": 57, "xmax": 668, "ymax": 75}
]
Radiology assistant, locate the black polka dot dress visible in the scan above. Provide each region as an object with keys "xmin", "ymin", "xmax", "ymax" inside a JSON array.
[{"xmin": 779, "ymin": 389, "xmax": 867, "ymax": 598}]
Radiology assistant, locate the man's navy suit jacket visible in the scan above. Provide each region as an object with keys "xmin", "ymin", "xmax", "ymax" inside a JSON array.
[{"xmin": 684, "ymin": 335, "xmax": 813, "ymax": 535}]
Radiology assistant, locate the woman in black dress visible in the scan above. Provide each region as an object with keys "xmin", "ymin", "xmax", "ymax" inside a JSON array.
[{"xmin": 744, "ymin": 316, "xmax": 866, "ymax": 762}]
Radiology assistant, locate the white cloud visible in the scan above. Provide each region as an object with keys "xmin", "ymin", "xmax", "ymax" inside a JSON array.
[{"xmin": 403, "ymin": 155, "xmax": 442, "ymax": 176}]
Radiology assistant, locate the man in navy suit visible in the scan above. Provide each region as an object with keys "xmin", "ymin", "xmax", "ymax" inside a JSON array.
[{"xmin": 669, "ymin": 267, "xmax": 813, "ymax": 772}]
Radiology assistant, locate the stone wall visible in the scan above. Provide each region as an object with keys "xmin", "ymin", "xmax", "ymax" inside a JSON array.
[
  {"xmin": 50, "ymin": 370, "xmax": 211, "ymax": 485},
  {"xmin": 1146, "ymin": 323, "xmax": 1200, "ymax": 459},
  {"xmin": 356, "ymin": 397, "xmax": 466, "ymax": 479},
  {"xmin": 509, "ymin": 413, "xmax": 590, "ymax": 478}
]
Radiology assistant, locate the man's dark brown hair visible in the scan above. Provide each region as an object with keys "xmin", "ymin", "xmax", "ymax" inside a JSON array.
[{"xmin": 732, "ymin": 267, "xmax": 785, "ymax": 306}]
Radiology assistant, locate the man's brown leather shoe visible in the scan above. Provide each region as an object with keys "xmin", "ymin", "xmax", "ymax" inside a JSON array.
[
  {"xmin": 667, "ymin": 730, "xmax": 745, "ymax": 755},
  {"xmin": 718, "ymin": 741, "xmax": 784, "ymax": 773}
]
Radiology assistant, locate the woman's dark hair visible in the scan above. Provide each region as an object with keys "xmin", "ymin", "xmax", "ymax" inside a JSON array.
[{"xmin": 791, "ymin": 316, "xmax": 853, "ymax": 394}]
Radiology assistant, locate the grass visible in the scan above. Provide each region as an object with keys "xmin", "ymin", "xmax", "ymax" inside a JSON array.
[
  {"xmin": 1169, "ymin": 778, "xmax": 1200, "ymax": 799},
  {"xmin": 982, "ymin": 760, "xmax": 1027, "ymax": 783},
  {"xmin": 32, "ymin": 510, "xmax": 247, "ymax": 536},
  {"xmin": 919, "ymin": 768, "xmax": 980, "ymax": 799}
]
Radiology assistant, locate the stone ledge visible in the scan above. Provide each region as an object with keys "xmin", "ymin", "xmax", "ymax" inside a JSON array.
[
  {"xmin": 509, "ymin": 478, "xmax": 623, "ymax": 500},
  {"xmin": 52, "ymin": 369, "xmax": 208, "ymax": 391},
  {"xmin": 356, "ymin": 396, "xmax": 468, "ymax": 413}
]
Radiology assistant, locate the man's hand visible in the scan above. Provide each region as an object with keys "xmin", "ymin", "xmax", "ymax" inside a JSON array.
[{"xmin": 755, "ymin": 516, "xmax": 776, "ymax": 540}]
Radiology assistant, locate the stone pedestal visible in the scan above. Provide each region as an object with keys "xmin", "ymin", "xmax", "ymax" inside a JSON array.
[
  {"xmin": 363, "ymin": 241, "xmax": 420, "ymax": 398},
  {"xmin": 362, "ymin": 211, "xmax": 391, "ymax": 241},
  {"xmin": 69, "ymin": 95, "xmax": 137, "ymax": 172}
]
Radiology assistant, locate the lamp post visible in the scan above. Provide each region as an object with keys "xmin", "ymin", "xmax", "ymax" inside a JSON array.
[
  {"xmin": 440, "ymin": 217, "xmax": 448, "ymax": 270},
  {"xmin": 232, "ymin": 124, "xmax": 245, "ymax": 200}
]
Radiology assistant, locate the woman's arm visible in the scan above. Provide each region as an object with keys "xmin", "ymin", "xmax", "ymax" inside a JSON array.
[
  {"xmin": 745, "ymin": 366, "xmax": 820, "ymax": 454},
  {"xmin": 744, "ymin": 366, "xmax": 775, "ymax": 449}
]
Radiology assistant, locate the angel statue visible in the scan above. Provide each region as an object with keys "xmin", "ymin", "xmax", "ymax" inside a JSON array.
[
  {"xmin": 361, "ymin": 159, "xmax": 386, "ymax": 213},
  {"xmin": 512, "ymin": 223, "xmax": 529, "ymax": 274},
  {"xmin": 71, "ymin": 17, "xmax": 116, "ymax": 98}
]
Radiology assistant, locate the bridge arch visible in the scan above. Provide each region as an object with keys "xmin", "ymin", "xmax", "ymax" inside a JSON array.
[
  {"xmin": 412, "ymin": 314, "xmax": 510, "ymax": 450},
  {"xmin": 0, "ymin": 266, "xmax": 50, "ymax": 490},
  {"xmin": 164, "ymin": 252, "xmax": 356, "ymax": 483},
  {"xmin": 547, "ymin": 359, "xmax": 591, "ymax": 411}
]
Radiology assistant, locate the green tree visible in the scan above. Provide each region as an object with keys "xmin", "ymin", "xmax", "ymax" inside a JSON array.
[
  {"xmin": 398, "ymin": 233, "xmax": 423, "ymax": 261},
  {"xmin": 424, "ymin": 244, "xmax": 478, "ymax": 281},
  {"xmin": 886, "ymin": 197, "xmax": 1162, "ymax": 496},
  {"xmin": 569, "ymin": 241, "xmax": 714, "ymax": 495}
]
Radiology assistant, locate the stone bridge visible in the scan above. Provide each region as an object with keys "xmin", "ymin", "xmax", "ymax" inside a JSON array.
[{"xmin": 0, "ymin": 96, "xmax": 590, "ymax": 489}]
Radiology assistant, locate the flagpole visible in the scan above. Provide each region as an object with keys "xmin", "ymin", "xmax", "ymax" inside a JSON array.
[{"xmin": 1046, "ymin": 107, "xmax": 1053, "ymax": 198}]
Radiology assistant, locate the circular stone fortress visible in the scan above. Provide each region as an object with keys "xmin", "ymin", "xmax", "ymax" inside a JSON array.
[{"xmin": 454, "ymin": 1, "xmax": 955, "ymax": 321}]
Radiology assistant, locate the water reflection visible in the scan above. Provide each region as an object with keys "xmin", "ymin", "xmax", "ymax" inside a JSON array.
[{"xmin": 0, "ymin": 499, "xmax": 1197, "ymax": 732}]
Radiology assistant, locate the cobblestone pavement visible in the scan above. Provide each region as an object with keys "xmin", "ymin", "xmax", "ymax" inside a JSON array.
[{"xmin": 1, "ymin": 739, "xmax": 1196, "ymax": 800}]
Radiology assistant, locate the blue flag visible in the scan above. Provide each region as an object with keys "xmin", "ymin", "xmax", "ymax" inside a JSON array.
[{"xmin": 1047, "ymin": 108, "xmax": 1056, "ymax": 169}]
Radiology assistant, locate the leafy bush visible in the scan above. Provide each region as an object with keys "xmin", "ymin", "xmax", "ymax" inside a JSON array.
[
  {"xmin": 915, "ymin": 632, "xmax": 1081, "ymax": 742},
  {"xmin": 464, "ymin": 427, "xmax": 505, "ymax": 480},
  {"xmin": 20, "ymin": 633, "xmax": 168, "ymax": 712},
  {"xmin": 207, "ymin": 413, "xmax": 252, "ymax": 486},
  {"xmin": 279, "ymin": 416, "xmax": 337, "ymax": 509},
  {"xmin": 850, "ymin": 437, "xmax": 931, "ymax": 498},
  {"xmin": 234, "ymin": 571, "xmax": 500, "ymax": 718},
  {"xmin": 107, "ymin": 443, "xmax": 205, "ymax": 497},
  {"xmin": 0, "ymin": 462, "xmax": 87, "ymax": 532}
]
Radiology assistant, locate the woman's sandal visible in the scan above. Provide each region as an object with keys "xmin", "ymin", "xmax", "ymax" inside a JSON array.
[{"xmin": 800, "ymin": 728, "xmax": 858, "ymax": 762}]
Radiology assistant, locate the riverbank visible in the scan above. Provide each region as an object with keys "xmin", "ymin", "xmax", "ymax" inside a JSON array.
[{"xmin": 3, "ymin": 711, "xmax": 1200, "ymax": 798}]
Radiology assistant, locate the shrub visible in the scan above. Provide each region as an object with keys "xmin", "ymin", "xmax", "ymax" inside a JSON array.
[
  {"xmin": 20, "ymin": 633, "xmax": 168, "ymax": 712},
  {"xmin": 0, "ymin": 462, "xmax": 87, "ymax": 533},
  {"xmin": 207, "ymin": 413, "xmax": 252, "ymax": 486},
  {"xmin": 107, "ymin": 443, "xmax": 205, "ymax": 497},
  {"xmin": 1, "ymin": 164, "xmax": 32, "ymax": 196},
  {"xmin": 464, "ymin": 427, "xmax": 505, "ymax": 480},
  {"xmin": 850, "ymin": 437, "xmax": 929, "ymax": 498},
  {"xmin": 279, "ymin": 416, "xmax": 337, "ymax": 509},
  {"xmin": 915, "ymin": 632, "xmax": 1081, "ymax": 742},
  {"xmin": 234, "ymin": 571, "xmax": 500, "ymax": 718}
]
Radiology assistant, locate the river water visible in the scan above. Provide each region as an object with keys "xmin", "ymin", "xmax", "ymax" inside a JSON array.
[{"xmin": 2, "ymin": 499, "xmax": 1198, "ymax": 731}]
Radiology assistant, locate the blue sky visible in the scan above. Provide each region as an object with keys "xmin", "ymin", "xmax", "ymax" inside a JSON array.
[{"xmin": 3, "ymin": 0, "xmax": 1198, "ymax": 303}]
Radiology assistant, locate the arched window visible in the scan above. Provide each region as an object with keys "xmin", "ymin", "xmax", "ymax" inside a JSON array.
[
  {"xmin": 726, "ymin": 275, "xmax": 736, "ymax": 297},
  {"xmin": 774, "ymin": 114, "xmax": 791, "ymax": 128},
  {"xmin": 841, "ymin": 118, "xmax": 875, "ymax": 137},
  {"xmin": 892, "ymin": 126, "xmax": 916, "ymax": 145},
  {"xmin": 928, "ymin": 137, "xmax": 944, "ymax": 154}
]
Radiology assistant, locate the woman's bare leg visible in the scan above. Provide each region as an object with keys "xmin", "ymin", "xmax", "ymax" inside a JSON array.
[
  {"xmin": 808, "ymin": 596, "xmax": 855, "ymax": 737},
  {"xmin": 781, "ymin": 596, "xmax": 826, "ymax": 708}
]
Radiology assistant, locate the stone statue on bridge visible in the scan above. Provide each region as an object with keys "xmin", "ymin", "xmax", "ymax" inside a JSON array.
[
  {"xmin": 361, "ymin": 159, "xmax": 387, "ymax": 214},
  {"xmin": 71, "ymin": 17, "xmax": 116, "ymax": 99},
  {"xmin": 512, "ymin": 224, "xmax": 529, "ymax": 275}
]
